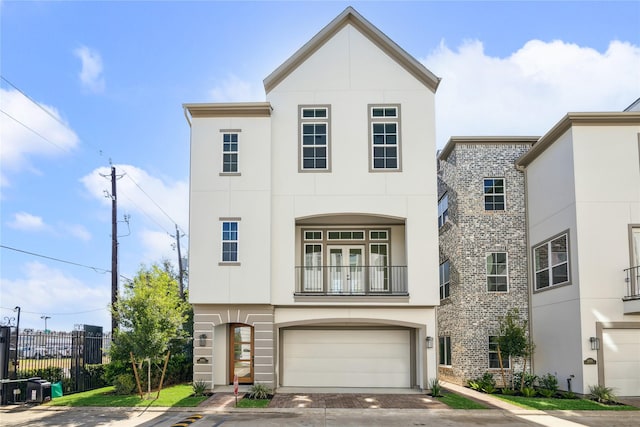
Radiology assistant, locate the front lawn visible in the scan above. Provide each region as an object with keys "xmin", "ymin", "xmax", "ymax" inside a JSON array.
[
  {"xmin": 438, "ymin": 391, "xmax": 488, "ymax": 409},
  {"xmin": 46, "ymin": 384, "xmax": 208, "ymax": 407},
  {"xmin": 236, "ymin": 398, "xmax": 271, "ymax": 408},
  {"xmin": 496, "ymin": 395, "xmax": 638, "ymax": 411}
]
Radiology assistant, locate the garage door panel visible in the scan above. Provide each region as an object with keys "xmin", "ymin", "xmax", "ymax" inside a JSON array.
[
  {"xmin": 282, "ymin": 329, "xmax": 411, "ymax": 388},
  {"xmin": 603, "ymin": 329, "xmax": 640, "ymax": 396}
]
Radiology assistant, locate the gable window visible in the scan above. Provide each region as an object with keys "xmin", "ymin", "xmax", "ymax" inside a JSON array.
[
  {"xmin": 300, "ymin": 106, "xmax": 330, "ymax": 171},
  {"xmin": 533, "ymin": 232, "xmax": 569, "ymax": 290},
  {"xmin": 489, "ymin": 336, "xmax": 509, "ymax": 369},
  {"xmin": 439, "ymin": 336, "xmax": 451, "ymax": 366},
  {"xmin": 369, "ymin": 105, "xmax": 401, "ymax": 171},
  {"xmin": 221, "ymin": 221, "xmax": 239, "ymax": 262},
  {"xmin": 486, "ymin": 252, "xmax": 508, "ymax": 292},
  {"xmin": 222, "ymin": 132, "xmax": 239, "ymax": 173},
  {"xmin": 484, "ymin": 178, "xmax": 505, "ymax": 210},
  {"xmin": 438, "ymin": 193, "xmax": 449, "ymax": 227},
  {"xmin": 439, "ymin": 260, "xmax": 450, "ymax": 299}
]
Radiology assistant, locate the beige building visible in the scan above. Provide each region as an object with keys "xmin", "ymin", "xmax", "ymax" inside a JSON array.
[{"xmin": 184, "ymin": 7, "xmax": 441, "ymax": 391}]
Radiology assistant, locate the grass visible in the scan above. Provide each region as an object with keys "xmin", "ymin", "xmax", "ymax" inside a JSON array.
[
  {"xmin": 496, "ymin": 395, "xmax": 638, "ymax": 411},
  {"xmin": 236, "ymin": 398, "xmax": 271, "ymax": 408},
  {"xmin": 45, "ymin": 384, "xmax": 208, "ymax": 407},
  {"xmin": 438, "ymin": 391, "xmax": 488, "ymax": 409}
]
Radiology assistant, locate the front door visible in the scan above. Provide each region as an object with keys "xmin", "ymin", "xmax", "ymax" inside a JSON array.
[
  {"xmin": 229, "ymin": 323, "xmax": 253, "ymax": 384},
  {"xmin": 328, "ymin": 245, "xmax": 364, "ymax": 293}
]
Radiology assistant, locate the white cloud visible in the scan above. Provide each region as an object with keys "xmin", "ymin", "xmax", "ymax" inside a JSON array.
[
  {"xmin": 7, "ymin": 212, "xmax": 47, "ymax": 231},
  {"xmin": 62, "ymin": 223, "xmax": 92, "ymax": 242},
  {"xmin": 0, "ymin": 262, "xmax": 111, "ymax": 331},
  {"xmin": 0, "ymin": 88, "xmax": 79, "ymax": 187},
  {"xmin": 423, "ymin": 39, "xmax": 640, "ymax": 147},
  {"xmin": 139, "ymin": 229, "xmax": 176, "ymax": 264},
  {"xmin": 74, "ymin": 45, "xmax": 106, "ymax": 94},
  {"xmin": 210, "ymin": 74, "xmax": 265, "ymax": 102}
]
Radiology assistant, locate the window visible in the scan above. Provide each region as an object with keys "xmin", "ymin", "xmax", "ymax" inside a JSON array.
[
  {"xmin": 300, "ymin": 106, "xmax": 330, "ymax": 171},
  {"xmin": 631, "ymin": 227, "xmax": 640, "ymax": 268},
  {"xmin": 438, "ymin": 194, "xmax": 449, "ymax": 227},
  {"xmin": 486, "ymin": 252, "xmax": 508, "ymax": 292},
  {"xmin": 439, "ymin": 260, "xmax": 450, "ymax": 299},
  {"xmin": 369, "ymin": 105, "xmax": 401, "ymax": 170},
  {"xmin": 484, "ymin": 178, "xmax": 505, "ymax": 211},
  {"xmin": 221, "ymin": 221, "xmax": 238, "ymax": 262},
  {"xmin": 489, "ymin": 336, "xmax": 509, "ymax": 369},
  {"xmin": 222, "ymin": 133, "xmax": 239, "ymax": 173},
  {"xmin": 439, "ymin": 336, "xmax": 451, "ymax": 366},
  {"xmin": 327, "ymin": 231, "xmax": 365, "ymax": 240},
  {"xmin": 533, "ymin": 233, "xmax": 569, "ymax": 290}
]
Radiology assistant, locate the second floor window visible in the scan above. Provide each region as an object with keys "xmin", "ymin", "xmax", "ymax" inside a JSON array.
[
  {"xmin": 370, "ymin": 105, "xmax": 401, "ymax": 171},
  {"xmin": 438, "ymin": 194, "xmax": 449, "ymax": 227},
  {"xmin": 300, "ymin": 106, "xmax": 330, "ymax": 171},
  {"xmin": 486, "ymin": 252, "xmax": 508, "ymax": 292},
  {"xmin": 534, "ymin": 232, "xmax": 569, "ymax": 290},
  {"xmin": 221, "ymin": 221, "xmax": 239, "ymax": 262},
  {"xmin": 439, "ymin": 260, "xmax": 450, "ymax": 299},
  {"xmin": 484, "ymin": 178, "xmax": 505, "ymax": 211},
  {"xmin": 222, "ymin": 133, "xmax": 239, "ymax": 173}
]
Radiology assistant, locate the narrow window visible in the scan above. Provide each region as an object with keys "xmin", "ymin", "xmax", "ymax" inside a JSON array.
[
  {"xmin": 439, "ymin": 260, "xmax": 450, "ymax": 299},
  {"xmin": 438, "ymin": 193, "xmax": 449, "ymax": 227},
  {"xmin": 489, "ymin": 336, "xmax": 509, "ymax": 369},
  {"xmin": 221, "ymin": 221, "xmax": 238, "ymax": 262},
  {"xmin": 533, "ymin": 232, "xmax": 569, "ymax": 290},
  {"xmin": 369, "ymin": 105, "xmax": 401, "ymax": 171},
  {"xmin": 484, "ymin": 178, "xmax": 505, "ymax": 211},
  {"xmin": 222, "ymin": 133, "xmax": 239, "ymax": 173},
  {"xmin": 486, "ymin": 252, "xmax": 508, "ymax": 292},
  {"xmin": 439, "ymin": 336, "xmax": 451, "ymax": 366},
  {"xmin": 300, "ymin": 106, "xmax": 330, "ymax": 171}
]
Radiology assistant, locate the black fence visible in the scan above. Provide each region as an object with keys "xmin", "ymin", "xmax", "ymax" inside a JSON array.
[{"xmin": 1, "ymin": 326, "xmax": 111, "ymax": 404}]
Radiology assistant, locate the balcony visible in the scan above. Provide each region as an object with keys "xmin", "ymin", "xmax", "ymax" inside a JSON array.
[
  {"xmin": 623, "ymin": 266, "xmax": 640, "ymax": 314},
  {"xmin": 295, "ymin": 266, "xmax": 408, "ymax": 296}
]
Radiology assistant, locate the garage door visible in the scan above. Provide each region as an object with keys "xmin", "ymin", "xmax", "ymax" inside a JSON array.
[
  {"xmin": 603, "ymin": 329, "xmax": 640, "ymax": 396},
  {"xmin": 282, "ymin": 329, "xmax": 411, "ymax": 388}
]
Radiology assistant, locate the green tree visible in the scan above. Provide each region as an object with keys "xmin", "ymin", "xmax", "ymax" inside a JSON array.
[{"xmin": 496, "ymin": 308, "xmax": 529, "ymax": 390}]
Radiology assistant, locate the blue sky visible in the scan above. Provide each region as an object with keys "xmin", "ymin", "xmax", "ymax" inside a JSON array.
[{"xmin": 1, "ymin": 1, "xmax": 639, "ymax": 332}]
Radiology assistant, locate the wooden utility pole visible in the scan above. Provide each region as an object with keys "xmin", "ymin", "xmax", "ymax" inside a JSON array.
[
  {"xmin": 111, "ymin": 166, "xmax": 118, "ymax": 334},
  {"xmin": 175, "ymin": 224, "xmax": 185, "ymax": 300}
]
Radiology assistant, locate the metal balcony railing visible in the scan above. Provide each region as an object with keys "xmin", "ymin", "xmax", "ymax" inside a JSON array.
[
  {"xmin": 624, "ymin": 265, "xmax": 640, "ymax": 300},
  {"xmin": 295, "ymin": 265, "xmax": 408, "ymax": 296}
]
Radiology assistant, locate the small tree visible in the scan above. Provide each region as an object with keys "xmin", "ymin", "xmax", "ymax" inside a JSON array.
[{"xmin": 496, "ymin": 308, "xmax": 528, "ymax": 390}]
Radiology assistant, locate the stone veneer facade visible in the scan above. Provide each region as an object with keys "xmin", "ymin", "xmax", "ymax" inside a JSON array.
[{"xmin": 437, "ymin": 139, "xmax": 536, "ymax": 385}]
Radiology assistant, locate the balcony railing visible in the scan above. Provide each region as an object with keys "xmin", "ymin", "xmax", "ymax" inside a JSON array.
[
  {"xmin": 624, "ymin": 265, "xmax": 640, "ymax": 300},
  {"xmin": 295, "ymin": 265, "xmax": 408, "ymax": 296}
]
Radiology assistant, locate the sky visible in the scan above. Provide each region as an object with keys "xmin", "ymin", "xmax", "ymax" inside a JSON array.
[{"xmin": 1, "ymin": 1, "xmax": 639, "ymax": 333}]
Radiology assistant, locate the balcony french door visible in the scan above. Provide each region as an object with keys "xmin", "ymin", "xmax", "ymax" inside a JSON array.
[{"xmin": 328, "ymin": 245, "xmax": 364, "ymax": 293}]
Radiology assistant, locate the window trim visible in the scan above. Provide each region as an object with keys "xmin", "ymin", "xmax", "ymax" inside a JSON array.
[
  {"xmin": 299, "ymin": 105, "xmax": 331, "ymax": 172},
  {"xmin": 438, "ymin": 193, "xmax": 449, "ymax": 228},
  {"xmin": 486, "ymin": 252, "xmax": 508, "ymax": 292},
  {"xmin": 532, "ymin": 230, "xmax": 571, "ymax": 292},
  {"xmin": 439, "ymin": 336, "xmax": 452, "ymax": 366},
  {"xmin": 489, "ymin": 335, "xmax": 509, "ymax": 369},
  {"xmin": 483, "ymin": 178, "xmax": 505, "ymax": 211},
  {"xmin": 439, "ymin": 260, "xmax": 450, "ymax": 300},
  {"xmin": 220, "ymin": 131, "xmax": 240, "ymax": 175},
  {"xmin": 629, "ymin": 224, "xmax": 640, "ymax": 293},
  {"xmin": 219, "ymin": 219, "xmax": 240, "ymax": 265},
  {"xmin": 368, "ymin": 104, "xmax": 402, "ymax": 172}
]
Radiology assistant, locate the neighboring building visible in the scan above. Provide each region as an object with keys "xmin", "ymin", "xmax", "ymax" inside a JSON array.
[
  {"xmin": 516, "ymin": 112, "xmax": 640, "ymax": 396},
  {"xmin": 437, "ymin": 137, "xmax": 537, "ymax": 385},
  {"xmin": 185, "ymin": 7, "xmax": 441, "ymax": 390}
]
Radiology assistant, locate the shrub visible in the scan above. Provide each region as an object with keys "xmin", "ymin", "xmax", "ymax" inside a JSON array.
[
  {"xmin": 429, "ymin": 378, "xmax": 442, "ymax": 397},
  {"xmin": 514, "ymin": 372, "xmax": 538, "ymax": 389},
  {"xmin": 589, "ymin": 384, "xmax": 617, "ymax": 404},
  {"xmin": 482, "ymin": 383, "xmax": 497, "ymax": 394},
  {"xmin": 18, "ymin": 366, "xmax": 64, "ymax": 383},
  {"xmin": 468, "ymin": 380, "xmax": 481, "ymax": 391},
  {"xmin": 84, "ymin": 364, "xmax": 107, "ymax": 388},
  {"xmin": 522, "ymin": 387, "xmax": 537, "ymax": 397},
  {"xmin": 562, "ymin": 391, "xmax": 577, "ymax": 399},
  {"xmin": 246, "ymin": 383, "xmax": 272, "ymax": 400},
  {"xmin": 113, "ymin": 374, "xmax": 136, "ymax": 395},
  {"xmin": 192, "ymin": 380, "xmax": 208, "ymax": 397},
  {"xmin": 538, "ymin": 373, "xmax": 558, "ymax": 392},
  {"xmin": 538, "ymin": 388, "xmax": 555, "ymax": 398},
  {"xmin": 501, "ymin": 388, "xmax": 516, "ymax": 395}
]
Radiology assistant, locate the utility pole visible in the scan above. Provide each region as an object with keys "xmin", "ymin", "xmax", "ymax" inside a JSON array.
[
  {"xmin": 111, "ymin": 166, "xmax": 118, "ymax": 334},
  {"xmin": 175, "ymin": 224, "xmax": 185, "ymax": 300}
]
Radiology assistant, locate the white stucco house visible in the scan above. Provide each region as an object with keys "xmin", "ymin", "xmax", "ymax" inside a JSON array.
[
  {"xmin": 184, "ymin": 7, "xmax": 441, "ymax": 391},
  {"xmin": 516, "ymin": 112, "xmax": 640, "ymax": 396}
]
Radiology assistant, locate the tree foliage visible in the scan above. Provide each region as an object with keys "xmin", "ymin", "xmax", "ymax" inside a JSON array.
[
  {"xmin": 110, "ymin": 262, "xmax": 191, "ymax": 364},
  {"xmin": 496, "ymin": 308, "xmax": 529, "ymax": 390}
]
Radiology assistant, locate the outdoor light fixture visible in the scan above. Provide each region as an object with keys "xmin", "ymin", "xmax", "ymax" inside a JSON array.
[
  {"xmin": 426, "ymin": 336, "xmax": 434, "ymax": 348},
  {"xmin": 198, "ymin": 333, "xmax": 207, "ymax": 347},
  {"xmin": 589, "ymin": 337, "xmax": 600, "ymax": 351}
]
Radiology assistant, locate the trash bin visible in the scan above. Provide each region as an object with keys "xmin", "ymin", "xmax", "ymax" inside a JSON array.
[
  {"xmin": 26, "ymin": 377, "xmax": 51, "ymax": 403},
  {"xmin": 51, "ymin": 381, "xmax": 63, "ymax": 398}
]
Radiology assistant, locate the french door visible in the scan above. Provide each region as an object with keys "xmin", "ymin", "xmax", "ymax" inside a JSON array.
[
  {"xmin": 229, "ymin": 324, "xmax": 253, "ymax": 384},
  {"xmin": 328, "ymin": 245, "xmax": 364, "ymax": 293}
]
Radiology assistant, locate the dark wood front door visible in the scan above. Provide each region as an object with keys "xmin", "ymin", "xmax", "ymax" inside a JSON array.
[{"xmin": 229, "ymin": 323, "xmax": 253, "ymax": 384}]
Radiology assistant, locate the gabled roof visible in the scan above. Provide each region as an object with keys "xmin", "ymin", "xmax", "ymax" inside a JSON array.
[{"xmin": 263, "ymin": 7, "xmax": 441, "ymax": 94}]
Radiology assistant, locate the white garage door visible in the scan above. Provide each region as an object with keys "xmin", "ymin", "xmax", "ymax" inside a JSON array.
[
  {"xmin": 603, "ymin": 329, "xmax": 640, "ymax": 396},
  {"xmin": 282, "ymin": 329, "xmax": 411, "ymax": 388}
]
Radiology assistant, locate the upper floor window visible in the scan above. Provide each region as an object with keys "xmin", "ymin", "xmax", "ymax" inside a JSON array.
[
  {"xmin": 439, "ymin": 260, "xmax": 450, "ymax": 299},
  {"xmin": 489, "ymin": 336, "xmax": 509, "ymax": 369},
  {"xmin": 486, "ymin": 252, "xmax": 508, "ymax": 292},
  {"xmin": 438, "ymin": 194, "xmax": 449, "ymax": 228},
  {"xmin": 369, "ymin": 105, "xmax": 401, "ymax": 171},
  {"xmin": 484, "ymin": 178, "xmax": 505, "ymax": 211},
  {"xmin": 222, "ymin": 132, "xmax": 239, "ymax": 173},
  {"xmin": 439, "ymin": 336, "xmax": 451, "ymax": 366},
  {"xmin": 300, "ymin": 106, "xmax": 330, "ymax": 171},
  {"xmin": 221, "ymin": 221, "xmax": 239, "ymax": 263},
  {"xmin": 533, "ymin": 232, "xmax": 569, "ymax": 290}
]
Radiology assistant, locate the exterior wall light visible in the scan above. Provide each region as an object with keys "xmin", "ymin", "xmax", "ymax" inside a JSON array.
[
  {"xmin": 589, "ymin": 337, "xmax": 600, "ymax": 351},
  {"xmin": 426, "ymin": 336, "xmax": 434, "ymax": 348},
  {"xmin": 198, "ymin": 333, "xmax": 207, "ymax": 347}
]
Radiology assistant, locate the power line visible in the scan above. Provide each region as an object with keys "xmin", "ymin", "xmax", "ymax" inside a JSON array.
[
  {"xmin": 1, "ymin": 76, "xmax": 67, "ymax": 127},
  {"xmin": 0, "ymin": 109, "xmax": 71, "ymax": 153}
]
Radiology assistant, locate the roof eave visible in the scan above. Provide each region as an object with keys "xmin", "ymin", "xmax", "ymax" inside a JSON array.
[{"xmin": 438, "ymin": 136, "xmax": 539, "ymax": 161}]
